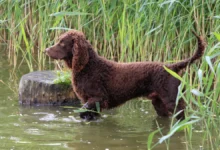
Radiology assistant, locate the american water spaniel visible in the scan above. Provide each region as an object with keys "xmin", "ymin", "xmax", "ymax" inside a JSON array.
[{"xmin": 45, "ymin": 30, "xmax": 206, "ymax": 121}]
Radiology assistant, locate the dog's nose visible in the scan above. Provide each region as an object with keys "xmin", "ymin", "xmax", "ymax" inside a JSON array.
[{"xmin": 44, "ymin": 48, "xmax": 50, "ymax": 53}]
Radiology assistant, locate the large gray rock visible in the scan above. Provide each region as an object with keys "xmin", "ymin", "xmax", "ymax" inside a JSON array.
[{"xmin": 19, "ymin": 71, "xmax": 79, "ymax": 106}]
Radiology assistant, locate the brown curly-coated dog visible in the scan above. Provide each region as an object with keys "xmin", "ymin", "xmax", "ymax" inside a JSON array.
[{"xmin": 45, "ymin": 30, "xmax": 206, "ymax": 121}]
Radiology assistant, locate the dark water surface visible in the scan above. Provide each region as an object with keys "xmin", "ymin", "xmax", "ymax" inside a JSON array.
[{"xmin": 0, "ymin": 50, "xmax": 204, "ymax": 150}]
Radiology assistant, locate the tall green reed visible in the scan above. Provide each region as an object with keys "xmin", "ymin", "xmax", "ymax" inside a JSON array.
[{"xmin": 1, "ymin": 0, "xmax": 219, "ymax": 68}]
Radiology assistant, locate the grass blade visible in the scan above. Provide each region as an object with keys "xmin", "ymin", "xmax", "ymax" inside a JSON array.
[
  {"xmin": 147, "ymin": 129, "xmax": 160, "ymax": 150},
  {"xmin": 164, "ymin": 66, "xmax": 185, "ymax": 83},
  {"xmin": 205, "ymin": 56, "xmax": 215, "ymax": 74},
  {"xmin": 50, "ymin": 11, "xmax": 90, "ymax": 16},
  {"xmin": 159, "ymin": 118, "xmax": 200, "ymax": 144},
  {"xmin": 213, "ymin": 32, "xmax": 220, "ymax": 41}
]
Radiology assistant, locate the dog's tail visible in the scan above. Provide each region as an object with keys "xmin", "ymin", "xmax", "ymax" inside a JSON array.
[{"xmin": 169, "ymin": 31, "xmax": 206, "ymax": 72}]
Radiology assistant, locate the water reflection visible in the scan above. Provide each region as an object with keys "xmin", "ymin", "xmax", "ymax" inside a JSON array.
[
  {"xmin": 0, "ymin": 93, "xmax": 204, "ymax": 150},
  {"xmin": 13, "ymin": 102, "xmax": 186, "ymax": 150}
]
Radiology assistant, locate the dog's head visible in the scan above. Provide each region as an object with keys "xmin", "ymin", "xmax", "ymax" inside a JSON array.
[{"xmin": 45, "ymin": 30, "xmax": 90, "ymax": 71}]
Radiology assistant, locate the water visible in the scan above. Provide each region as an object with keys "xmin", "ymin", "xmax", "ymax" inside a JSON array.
[{"xmin": 0, "ymin": 50, "xmax": 204, "ymax": 150}]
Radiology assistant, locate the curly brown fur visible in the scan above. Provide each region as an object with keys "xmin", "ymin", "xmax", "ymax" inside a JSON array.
[{"xmin": 45, "ymin": 30, "xmax": 206, "ymax": 121}]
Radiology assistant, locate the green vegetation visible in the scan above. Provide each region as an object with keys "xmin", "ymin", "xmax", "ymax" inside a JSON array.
[
  {"xmin": 53, "ymin": 70, "xmax": 71, "ymax": 85},
  {"xmin": 0, "ymin": 0, "xmax": 220, "ymax": 149}
]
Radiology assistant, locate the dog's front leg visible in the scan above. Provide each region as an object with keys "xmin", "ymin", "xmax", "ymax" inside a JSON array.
[{"xmin": 79, "ymin": 97, "xmax": 102, "ymax": 121}]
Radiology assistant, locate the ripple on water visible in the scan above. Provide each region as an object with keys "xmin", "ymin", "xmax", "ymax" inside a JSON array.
[
  {"xmin": 39, "ymin": 113, "xmax": 57, "ymax": 121},
  {"xmin": 25, "ymin": 128, "xmax": 43, "ymax": 135}
]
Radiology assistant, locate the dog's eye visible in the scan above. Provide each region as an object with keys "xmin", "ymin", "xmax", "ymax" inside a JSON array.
[{"xmin": 59, "ymin": 42, "xmax": 65, "ymax": 47}]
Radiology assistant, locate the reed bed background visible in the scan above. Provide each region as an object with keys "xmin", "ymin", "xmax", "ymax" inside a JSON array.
[{"xmin": 0, "ymin": 0, "xmax": 220, "ymax": 149}]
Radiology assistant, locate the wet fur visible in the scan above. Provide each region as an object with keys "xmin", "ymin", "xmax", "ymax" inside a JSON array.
[{"xmin": 46, "ymin": 30, "xmax": 206, "ymax": 121}]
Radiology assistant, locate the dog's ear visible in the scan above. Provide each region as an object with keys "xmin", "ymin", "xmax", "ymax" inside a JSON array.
[{"xmin": 72, "ymin": 34, "xmax": 89, "ymax": 72}]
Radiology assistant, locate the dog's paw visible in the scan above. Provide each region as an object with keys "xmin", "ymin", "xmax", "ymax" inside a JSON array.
[{"xmin": 79, "ymin": 111, "xmax": 100, "ymax": 121}]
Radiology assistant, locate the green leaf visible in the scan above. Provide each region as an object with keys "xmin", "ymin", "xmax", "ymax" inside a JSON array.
[
  {"xmin": 53, "ymin": 78, "xmax": 61, "ymax": 84},
  {"xmin": 50, "ymin": 11, "xmax": 90, "ymax": 17},
  {"xmin": 49, "ymin": 27, "xmax": 72, "ymax": 31},
  {"xmin": 191, "ymin": 89, "xmax": 204, "ymax": 97},
  {"xmin": 213, "ymin": 16, "xmax": 220, "ymax": 19},
  {"xmin": 198, "ymin": 69, "xmax": 203, "ymax": 86},
  {"xmin": 0, "ymin": 20, "xmax": 7, "ymax": 24},
  {"xmin": 163, "ymin": 66, "xmax": 185, "ymax": 83},
  {"xmin": 53, "ymin": 71, "xmax": 71, "ymax": 85},
  {"xmin": 159, "ymin": 118, "xmax": 200, "ymax": 144},
  {"xmin": 73, "ymin": 109, "xmax": 88, "ymax": 113},
  {"xmin": 147, "ymin": 129, "xmax": 160, "ymax": 150},
  {"xmin": 146, "ymin": 24, "xmax": 162, "ymax": 35},
  {"xmin": 213, "ymin": 32, "xmax": 220, "ymax": 41},
  {"xmin": 61, "ymin": 106, "xmax": 75, "ymax": 109},
  {"xmin": 95, "ymin": 102, "xmax": 100, "ymax": 113},
  {"xmin": 217, "ymin": 63, "xmax": 220, "ymax": 79},
  {"xmin": 205, "ymin": 56, "xmax": 215, "ymax": 74},
  {"xmin": 210, "ymin": 52, "xmax": 220, "ymax": 59}
]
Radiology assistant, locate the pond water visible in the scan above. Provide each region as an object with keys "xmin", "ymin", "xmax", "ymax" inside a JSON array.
[{"xmin": 0, "ymin": 50, "xmax": 204, "ymax": 150}]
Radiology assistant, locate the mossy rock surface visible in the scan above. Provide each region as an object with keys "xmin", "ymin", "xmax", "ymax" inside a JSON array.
[{"xmin": 19, "ymin": 71, "xmax": 79, "ymax": 106}]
